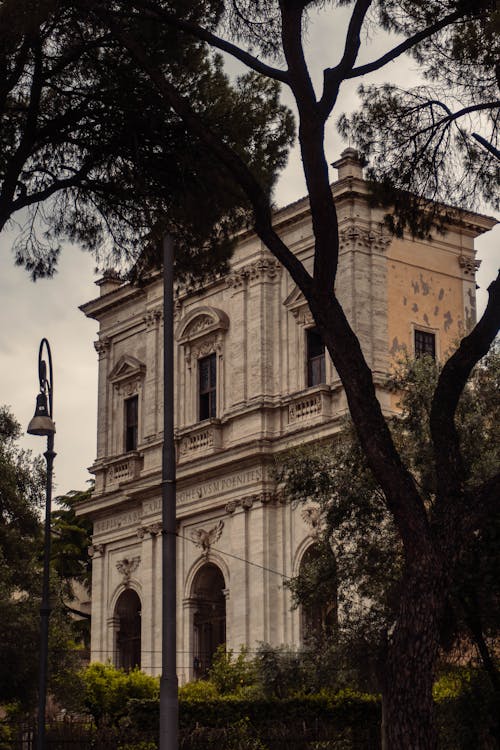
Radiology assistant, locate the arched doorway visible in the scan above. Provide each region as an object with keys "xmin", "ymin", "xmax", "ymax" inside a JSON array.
[
  {"xmin": 115, "ymin": 589, "xmax": 141, "ymax": 670},
  {"xmin": 298, "ymin": 543, "xmax": 338, "ymax": 645},
  {"xmin": 192, "ymin": 564, "xmax": 226, "ymax": 679}
]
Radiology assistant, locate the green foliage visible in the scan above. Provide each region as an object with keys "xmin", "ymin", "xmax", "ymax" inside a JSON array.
[
  {"xmin": 178, "ymin": 679, "xmax": 218, "ymax": 702},
  {"xmin": 278, "ymin": 350, "xmax": 500, "ymax": 691},
  {"xmin": 80, "ymin": 662, "xmax": 159, "ymax": 726},
  {"xmin": 207, "ymin": 645, "xmax": 257, "ymax": 695}
]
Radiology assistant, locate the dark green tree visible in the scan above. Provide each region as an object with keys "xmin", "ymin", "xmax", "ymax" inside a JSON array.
[
  {"xmin": 0, "ymin": 406, "xmax": 85, "ymax": 710},
  {"xmin": 0, "ymin": 0, "xmax": 293, "ymax": 280},
  {"xmin": 2, "ymin": 1, "xmax": 499, "ymax": 745},
  {"xmin": 281, "ymin": 349, "xmax": 500, "ymax": 724}
]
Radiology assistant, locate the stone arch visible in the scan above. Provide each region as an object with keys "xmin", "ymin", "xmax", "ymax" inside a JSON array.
[
  {"xmin": 114, "ymin": 588, "xmax": 142, "ymax": 670},
  {"xmin": 297, "ymin": 542, "xmax": 338, "ymax": 646},
  {"xmin": 190, "ymin": 562, "xmax": 227, "ymax": 679}
]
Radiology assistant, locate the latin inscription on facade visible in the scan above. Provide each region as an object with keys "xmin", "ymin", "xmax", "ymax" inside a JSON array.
[
  {"xmin": 177, "ymin": 467, "xmax": 263, "ymax": 504},
  {"xmin": 94, "ymin": 510, "xmax": 140, "ymax": 534}
]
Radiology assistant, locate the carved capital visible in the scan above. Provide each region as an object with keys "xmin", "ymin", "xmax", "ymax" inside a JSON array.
[
  {"xmin": 458, "ymin": 255, "xmax": 481, "ymax": 276},
  {"xmin": 88, "ymin": 543, "xmax": 105, "ymax": 558},
  {"xmin": 94, "ymin": 337, "xmax": 110, "ymax": 358},
  {"xmin": 143, "ymin": 308, "xmax": 162, "ymax": 329}
]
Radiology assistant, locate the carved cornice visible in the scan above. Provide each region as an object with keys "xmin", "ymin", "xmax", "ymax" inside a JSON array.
[
  {"xmin": 226, "ymin": 258, "xmax": 281, "ymax": 290},
  {"xmin": 458, "ymin": 255, "xmax": 481, "ymax": 276},
  {"xmin": 338, "ymin": 224, "xmax": 391, "ymax": 253},
  {"xmin": 143, "ymin": 308, "xmax": 162, "ymax": 329},
  {"xmin": 225, "ymin": 491, "xmax": 276, "ymax": 513},
  {"xmin": 136, "ymin": 523, "xmax": 162, "ymax": 538}
]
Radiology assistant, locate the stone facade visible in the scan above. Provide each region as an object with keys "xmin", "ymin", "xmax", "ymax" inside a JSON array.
[{"xmin": 79, "ymin": 151, "xmax": 494, "ymax": 682}]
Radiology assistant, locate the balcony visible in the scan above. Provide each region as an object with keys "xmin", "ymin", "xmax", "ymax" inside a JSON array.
[
  {"xmin": 176, "ymin": 420, "xmax": 222, "ymax": 463},
  {"xmin": 284, "ymin": 385, "xmax": 336, "ymax": 430},
  {"xmin": 105, "ymin": 452, "xmax": 143, "ymax": 487}
]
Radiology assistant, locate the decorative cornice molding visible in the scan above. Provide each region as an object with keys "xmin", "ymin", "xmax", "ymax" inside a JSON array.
[
  {"xmin": 338, "ymin": 224, "xmax": 391, "ymax": 253},
  {"xmin": 143, "ymin": 308, "xmax": 162, "ymax": 329},
  {"xmin": 458, "ymin": 255, "xmax": 481, "ymax": 276}
]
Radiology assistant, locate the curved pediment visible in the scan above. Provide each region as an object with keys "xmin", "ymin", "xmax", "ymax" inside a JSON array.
[{"xmin": 176, "ymin": 306, "xmax": 229, "ymax": 344}]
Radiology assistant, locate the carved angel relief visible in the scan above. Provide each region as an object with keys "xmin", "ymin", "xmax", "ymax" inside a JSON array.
[
  {"xmin": 191, "ymin": 520, "xmax": 224, "ymax": 556},
  {"xmin": 302, "ymin": 505, "xmax": 322, "ymax": 539},
  {"xmin": 116, "ymin": 556, "xmax": 140, "ymax": 586}
]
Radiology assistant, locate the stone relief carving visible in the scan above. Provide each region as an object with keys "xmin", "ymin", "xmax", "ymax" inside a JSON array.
[
  {"xmin": 143, "ymin": 308, "xmax": 162, "ymax": 328},
  {"xmin": 94, "ymin": 337, "xmax": 110, "ymax": 358},
  {"xmin": 136, "ymin": 523, "xmax": 162, "ymax": 539},
  {"xmin": 191, "ymin": 519, "xmax": 224, "ymax": 556},
  {"xmin": 338, "ymin": 225, "xmax": 391, "ymax": 253},
  {"xmin": 116, "ymin": 556, "xmax": 140, "ymax": 586},
  {"xmin": 226, "ymin": 258, "xmax": 281, "ymax": 289},
  {"xmin": 225, "ymin": 492, "xmax": 275, "ymax": 513},
  {"xmin": 458, "ymin": 255, "xmax": 481, "ymax": 276},
  {"xmin": 302, "ymin": 505, "xmax": 322, "ymax": 539},
  {"xmin": 88, "ymin": 543, "xmax": 105, "ymax": 558}
]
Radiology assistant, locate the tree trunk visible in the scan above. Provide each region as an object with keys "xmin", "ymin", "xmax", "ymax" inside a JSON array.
[{"xmin": 382, "ymin": 563, "xmax": 444, "ymax": 750}]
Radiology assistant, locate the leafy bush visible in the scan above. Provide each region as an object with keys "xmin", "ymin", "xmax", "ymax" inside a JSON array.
[
  {"xmin": 207, "ymin": 645, "xmax": 257, "ymax": 695},
  {"xmin": 178, "ymin": 679, "xmax": 218, "ymax": 701},
  {"xmin": 80, "ymin": 662, "xmax": 159, "ymax": 725}
]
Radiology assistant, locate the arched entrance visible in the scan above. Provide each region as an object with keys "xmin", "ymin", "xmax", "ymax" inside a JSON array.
[
  {"xmin": 192, "ymin": 564, "xmax": 226, "ymax": 678},
  {"xmin": 299, "ymin": 543, "xmax": 338, "ymax": 645},
  {"xmin": 115, "ymin": 589, "xmax": 141, "ymax": 670}
]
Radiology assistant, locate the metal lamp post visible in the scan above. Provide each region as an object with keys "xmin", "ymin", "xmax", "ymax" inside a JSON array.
[
  {"xmin": 159, "ymin": 235, "xmax": 178, "ymax": 750},
  {"xmin": 27, "ymin": 339, "xmax": 56, "ymax": 750}
]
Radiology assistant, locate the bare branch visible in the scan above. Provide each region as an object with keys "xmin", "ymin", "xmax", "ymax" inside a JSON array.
[
  {"xmin": 430, "ymin": 271, "xmax": 500, "ymax": 500},
  {"xmin": 320, "ymin": 0, "xmax": 372, "ymax": 116},
  {"xmin": 346, "ymin": 9, "xmax": 463, "ymax": 79}
]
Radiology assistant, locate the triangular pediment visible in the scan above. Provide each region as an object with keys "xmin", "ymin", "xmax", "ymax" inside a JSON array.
[
  {"xmin": 109, "ymin": 355, "xmax": 146, "ymax": 384},
  {"xmin": 283, "ymin": 285, "xmax": 306, "ymax": 310}
]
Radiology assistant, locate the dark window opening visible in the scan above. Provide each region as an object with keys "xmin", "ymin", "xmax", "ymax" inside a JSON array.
[
  {"xmin": 307, "ymin": 328, "xmax": 326, "ymax": 386},
  {"xmin": 125, "ymin": 395, "xmax": 138, "ymax": 452},
  {"xmin": 115, "ymin": 589, "xmax": 141, "ymax": 670},
  {"xmin": 199, "ymin": 353, "xmax": 216, "ymax": 420},
  {"xmin": 415, "ymin": 330, "xmax": 436, "ymax": 359},
  {"xmin": 192, "ymin": 564, "xmax": 226, "ymax": 679},
  {"xmin": 299, "ymin": 544, "xmax": 338, "ymax": 647}
]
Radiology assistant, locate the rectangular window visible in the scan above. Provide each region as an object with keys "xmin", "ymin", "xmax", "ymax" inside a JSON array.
[
  {"xmin": 307, "ymin": 328, "xmax": 326, "ymax": 386},
  {"xmin": 414, "ymin": 330, "xmax": 436, "ymax": 359},
  {"xmin": 124, "ymin": 395, "xmax": 138, "ymax": 452},
  {"xmin": 199, "ymin": 353, "xmax": 216, "ymax": 420}
]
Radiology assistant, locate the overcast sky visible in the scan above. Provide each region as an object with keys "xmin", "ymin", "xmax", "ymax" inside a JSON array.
[{"xmin": 1, "ymin": 7, "xmax": 498, "ymax": 496}]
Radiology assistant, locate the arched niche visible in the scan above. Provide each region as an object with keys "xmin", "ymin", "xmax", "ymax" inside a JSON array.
[
  {"xmin": 298, "ymin": 543, "xmax": 338, "ymax": 646},
  {"xmin": 191, "ymin": 563, "xmax": 226, "ymax": 679},
  {"xmin": 115, "ymin": 588, "xmax": 142, "ymax": 670}
]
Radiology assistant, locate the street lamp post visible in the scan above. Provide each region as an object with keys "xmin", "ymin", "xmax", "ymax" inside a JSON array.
[
  {"xmin": 159, "ymin": 235, "xmax": 178, "ymax": 750},
  {"xmin": 27, "ymin": 339, "xmax": 56, "ymax": 750}
]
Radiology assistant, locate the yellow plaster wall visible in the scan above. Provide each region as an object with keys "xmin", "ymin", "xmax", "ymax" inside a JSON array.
[{"xmin": 387, "ymin": 233, "xmax": 467, "ymax": 364}]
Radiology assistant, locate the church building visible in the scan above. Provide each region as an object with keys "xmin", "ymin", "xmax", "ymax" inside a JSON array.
[{"xmin": 79, "ymin": 150, "xmax": 493, "ymax": 682}]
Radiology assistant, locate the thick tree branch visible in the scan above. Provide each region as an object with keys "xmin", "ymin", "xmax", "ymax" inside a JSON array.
[
  {"xmin": 320, "ymin": 0, "xmax": 372, "ymax": 116},
  {"xmin": 346, "ymin": 9, "xmax": 463, "ymax": 79},
  {"xmin": 115, "ymin": 0, "xmax": 289, "ymax": 84},
  {"xmin": 430, "ymin": 271, "xmax": 500, "ymax": 501}
]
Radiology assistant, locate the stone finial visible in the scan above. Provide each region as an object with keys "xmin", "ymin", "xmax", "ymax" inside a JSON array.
[{"xmin": 331, "ymin": 148, "xmax": 364, "ymax": 180}]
